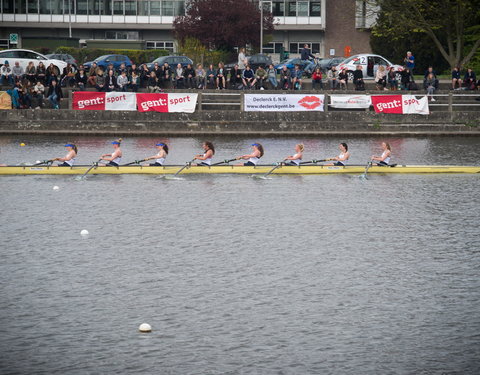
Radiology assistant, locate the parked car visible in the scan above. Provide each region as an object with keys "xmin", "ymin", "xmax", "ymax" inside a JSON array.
[
  {"xmin": 45, "ymin": 53, "xmax": 77, "ymax": 69},
  {"xmin": 274, "ymin": 58, "xmax": 315, "ymax": 75},
  {"xmin": 317, "ymin": 57, "xmax": 345, "ymax": 71},
  {"xmin": 336, "ymin": 54, "xmax": 403, "ymax": 81},
  {"xmin": 84, "ymin": 54, "xmax": 133, "ymax": 70},
  {"xmin": 143, "ymin": 55, "xmax": 193, "ymax": 70},
  {"xmin": 225, "ymin": 54, "xmax": 273, "ymax": 73},
  {"xmin": 0, "ymin": 49, "xmax": 67, "ymax": 76}
]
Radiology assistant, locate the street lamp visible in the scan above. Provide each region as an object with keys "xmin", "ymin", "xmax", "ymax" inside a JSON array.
[{"xmin": 260, "ymin": 1, "xmax": 263, "ymax": 54}]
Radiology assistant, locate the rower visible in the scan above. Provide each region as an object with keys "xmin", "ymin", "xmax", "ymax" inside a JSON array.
[
  {"xmin": 194, "ymin": 141, "xmax": 215, "ymax": 166},
  {"xmin": 53, "ymin": 143, "xmax": 78, "ymax": 167},
  {"xmin": 284, "ymin": 144, "xmax": 304, "ymax": 166},
  {"xmin": 237, "ymin": 143, "xmax": 264, "ymax": 166},
  {"xmin": 144, "ymin": 142, "xmax": 169, "ymax": 166},
  {"xmin": 371, "ymin": 142, "xmax": 392, "ymax": 166},
  {"xmin": 326, "ymin": 143, "xmax": 350, "ymax": 166},
  {"xmin": 100, "ymin": 138, "xmax": 123, "ymax": 166}
]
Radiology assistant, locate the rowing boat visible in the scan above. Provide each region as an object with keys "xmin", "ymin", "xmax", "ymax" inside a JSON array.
[{"xmin": 1, "ymin": 165, "xmax": 479, "ymax": 175}]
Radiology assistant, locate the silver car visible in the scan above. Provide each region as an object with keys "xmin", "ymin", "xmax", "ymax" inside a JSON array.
[
  {"xmin": 336, "ymin": 54, "xmax": 403, "ymax": 82},
  {"xmin": 0, "ymin": 49, "xmax": 67, "ymax": 75}
]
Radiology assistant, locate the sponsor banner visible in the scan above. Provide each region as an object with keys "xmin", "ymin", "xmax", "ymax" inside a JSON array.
[
  {"xmin": 244, "ymin": 94, "xmax": 325, "ymax": 112},
  {"xmin": 330, "ymin": 94, "xmax": 371, "ymax": 109},
  {"xmin": 73, "ymin": 91, "xmax": 105, "ymax": 110},
  {"xmin": 0, "ymin": 91, "xmax": 12, "ymax": 110},
  {"xmin": 105, "ymin": 92, "xmax": 137, "ymax": 111},
  {"xmin": 137, "ymin": 93, "xmax": 198, "ymax": 113},
  {"xmin": 371, "ymin": 95, "xmax": 429, "ymax": 115}
]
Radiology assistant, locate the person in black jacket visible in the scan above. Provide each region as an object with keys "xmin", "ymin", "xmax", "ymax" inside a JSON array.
[
  {"xmin": 451, "ymin": 67, "xmax": 461, "ymax": 89},
  {"xmin": 353, "ymin": 65, "xmax": 365, "ymax": 90},
  {"xmin": 183, "ymin": 63, "xmax": 196, "ymax": 89},
  {"xmin": 46, "ymin": 79, "xmax": 63, "ymax": 109},
  {"xmin": 75, "ymin": 69, "xmax": 88, "ymax": 90},
  {"xmin": 106, "ymin": 69, "xmax": 117, "ymax": 92},
  {"xmin": 400, "ymin": 68, "xmax": 411, "ymax": 90},
  {"xmin": 463, "ymin": 68, "xmax": 477, "ymax": 90},
  {"xmin": 300, "ymin": 44, "xmax": 314, "ymax": 61},
  {"xmin": 160, "ymin": 63, "xmax": 171, "ymax": 88},
  {"xmin": 230, "ymin": 64, "xmax": 243, "ymax": 89}
]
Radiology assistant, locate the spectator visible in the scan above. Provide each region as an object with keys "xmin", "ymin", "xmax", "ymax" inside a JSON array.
[
  {"xmin": 160, "ymin": 62, "xmax": 171, "ymax": 88},
  {"xmin": 300, "ymin": 43, "xmax": 315, "ymax": 62},
  {"xmin": 255, "ymin": 66, "xmax": 267, "ymax": 89},
  {"xmin": 128, "ymin": 63, "xmax": 139, "ymax": 78},
  {"xmin": 242, "ymin": 65, "xmax": 255, "ymax": 89},
  {"xmin": 174, "ymin": 63, "xmax": 184, "ymax": 89},
  {"xmin": 106, "ymin": 69, "xmax": 117, "ymax": 92},
  {"xmin": 404, "ymin": 51, "xmax": 415, "ymax": 73},
  {"xmin": 60, "ymin": 63, "xmax": 75, "ymax": 87},
  {"xmin": 424, "ymin": 66, "xmax": 437, "ymax": 79},
  {"xmin": 25, "ymin": 62, "xmax": 36, "ymax": 84},
  {"xmin": 279, "ymin": 65, "xmax": 291, "ymax": 90},
  {"xmin": 140, "ymin": 64, "xmax": 150, "ymax": 88},
  {"xmin": 424, "ymin": 72, "xmax": 438, "ymax": 101},
  {"xmin": 400, "ymin": 68, "xmax": 411, "ymax": 90},
  {"xmin": 216, "ymin": 62, "xmax": 226, "ymax": 90},
  {"xmin": 327, "ymin": 66, "xmax": 338, "ymax": 90},
  {"xmin": 12, "ymin": 61, "xmax": 24, "ymax": 84},
  {"xmin": 75, "ymin": 69, "xmax": 88, "ymax": 90},
  {"xmin": 147, "ymin": 71, "xmax": 160, "ymax": 93},
  {"xmin": 238, "ymin": 47, "xmax": 247, "ymax": 70},
  {"xmin": 312, "ymin": 67, "xmax": 323, "ymax": 90},
  {"xmin": 105, "ymin": 63, "xmax": 115, "ymax": 76},
  {"xmin": 33, "ymin": 80, "xmax": 45, "ymax": 98},
  {"xmin": 463, "ymin": 68, "xmax": 476, "ymax": 90},
  {"xmin": 291, "ymin": 65, "xmax": 303, "ymax": 90},
  {"xmin": 387, "ymin": 67, "xmax": 398, "ymax": 90},
  {"xmin": 46, "ymin": 63, "xmax": 57, "ymax": 85},
  {"xmin": 95, "ymin": 70, "xmax": 106, "ymax": 92},
  {"xmin": 87, "ymin": 62, "xmax": 98, "ymax": 87},
  {"xmin": 0, "ymin": 60, "xmax": 13, "ymax": 86},
  {"xmin": 195, "ymin": 64, "xmax": 206, "ymax": 89},
  {"xmin": 152, "ymin": 62, "xmax": 162, "ymax": 80},
  {"xmin": 130, "ymin": 71, "xmax": 140, "ymax": 92},
  {"xmin": 353, "ymin": 65, "xmax": 365, "ymax": 91},
  {"xmin": 375, "ymin": 65, "xmax": 387, "ymax": 90},
  {"xmin": 206, "ymin": 64, "xmax": 216, "ymax": 89},
  {"xmin": 116, "ymin": 71, "xmax": 129, "ymax": 92},
  {"xmin": 117, "ymin": 62, "xmax": 127, "ymax": 76},
  {"xmin": 31, "ymin": 86, "xmax": 43, "ymax": 109},
  {"xmin": 183, "ymin": 63, "xmax": 196, "ymax": 89},
  {"xmin": 20, "ymin": 86, "xmax": 32, "ymax": 109},
  {"xmin": 338, "ymin": 67, "xmax": 348, "ymax": 90},
  {"xmin": 36, "ymin": 62, "xmax": 46, "ymax": 84},
  {"xmin": 230, "ymin": 64, "xmax": 243, "ymax": 90},
  {"xmin": 6, "ymin": 84, "xmax": 21, "ymax": 108},
  {"xmin": 451, "ymin": 67, "xmax": 461, "ymax": 90},
  {"xmin": 266, "ymin": 64, "xmax": 277, "ymax": 90},
  {"xmin": 46, "ymin": 79, "xmax": 63, "ymax": 109}
]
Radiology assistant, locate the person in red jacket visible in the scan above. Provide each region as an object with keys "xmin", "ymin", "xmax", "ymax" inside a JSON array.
[{"xmin": 312, "ymin": 67, "xmax": 323, "ymax": 90}]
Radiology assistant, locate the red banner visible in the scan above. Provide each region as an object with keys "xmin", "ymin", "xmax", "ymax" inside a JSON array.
[
  {"xmin": 371, "ymin": 95, "xmax": 403, "ymax": 114},
  {"xmin": 72, "ymin": 91, "xmax": 105, "ymax": 110},
  {"xmin": 136, "ymin": 93, "xmax": 169, "ymax": 112}
]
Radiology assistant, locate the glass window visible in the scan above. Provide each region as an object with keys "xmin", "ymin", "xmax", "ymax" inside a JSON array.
[
  {"xmin": 297, "ymin": 1, "xmax": 308, "ymax": 16},
  {"xmin": 272, "ymin": 1, "xmax": 284, "ymax": 16},
  {"xmin": 2, "ymin": 0, "xmax": 15, "ymax": 13},
  {"xmin": 113, "ymin": 0, "xmax": 123, "ymax": 15},
  {"xmin": 15, "ymin": 0, "xmax": 27, "ymax": 13},
  {"xmin": 287, "ymin": 1, "xmax": 296, "ymax": 16},
  {"xmin": 162, "ymin": 1, "xmax": 174, "ymax": 16},
  {"xmin": 310, "ymin": 1, "xmax": 321, "ymax": 17},
  {"xmin": 39, "ymin": 0, "xmax": 50, "ymax": 14},
  {"xmin": 289, "ymin": 43, "xmax": 298, "ymax": 54},
  {"xmin": 125, "ymin": 0, "xmax": 135, "ymax": 15},
  {"xmin": 311, "ymin": 43, "xmax": 320, "ymax": 54},
  {"xmin": 174, "ymin": 0, "xmax": 184, "ymax": 16},
  {"xmin": 76, "ymin": 0, "xmax": 87, "ymax": 15},
  {"xmin": 28, "ymin": 0, "xmax": 39, "ymax": 14},
  {"xmin": 0, "ymin": 51, "xmax": 19, "ymax": 58},
  {"xmin": 98, "ymin": 0, "xmax": 111, "ymax": 15},
  {"xmin": 51, "ymin": 0, "xmax": 63, "ymax": 14},
  {"xmin": 149, "ymin": 1, "xmax": 160, "ymax": 15},
  {"xmin": 137, "ymin": 0, "xmax": 148, "ymax": 16},
  {"xmin": 374, "ymin": 56, "xmax": 388, "ymax": 65}
]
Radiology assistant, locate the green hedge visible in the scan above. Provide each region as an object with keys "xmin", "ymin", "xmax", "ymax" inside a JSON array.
[{"xmin": 53, "ymin": 47, "xmax": 170, "ymax": 65}]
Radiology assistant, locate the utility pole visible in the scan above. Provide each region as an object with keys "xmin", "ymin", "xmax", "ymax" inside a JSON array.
[
  {"xmin": 260, "ymin": 1, "xmax": 263, "ymax": 54},
  {"xmin": 69, "ymin": 0, "xmax": 72, "ymax": 38}
]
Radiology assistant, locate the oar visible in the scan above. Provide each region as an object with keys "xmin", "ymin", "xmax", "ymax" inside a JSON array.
[
  {"xmin": 361, "ymin": 161, "xmax": 373, "ymax": 179},
  {"xmin": 122, "ymin": 159, "xmax": 146, "ymax": 166},
  {"xmin": 79, "ymin": 159, "xmax": 102, "ymax": 179},
  {"xmin": 211, "ymin": 158, "xmax": 237, "ymax": 166},
  {"xmin": 173, "ymin": 159, "xmax": 195, "ymax": 177},
  {"xmin": 32, "ymin": 159, "xmax": 54, "ymax": 166},
  {"xmin": 299, "ymin": 159, "xmax": 327, "ymax": 165},
  {"xmin": 260, "ymin": 160, "xmax": 287, "ymax": 178}
]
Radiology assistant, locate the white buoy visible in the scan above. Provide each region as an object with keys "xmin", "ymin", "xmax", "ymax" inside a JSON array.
[
  {"xmin": 139, "ymin": 323, "xmax": 152, "ymax": 333},
  {"xmin": 53, "ymin": 186, "xmax": 60, "ymax": 190},
  {"xmin": 80, "ymin": 229, "xmax": 89, "ymax": 236}
]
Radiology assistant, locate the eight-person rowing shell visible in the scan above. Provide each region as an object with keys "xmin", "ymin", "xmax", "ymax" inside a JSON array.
[
  {"xmin": 143, "ymin": 142, "xmax": 169, "ymax": 166},
  {"xmin": 284, "ymin": 144, "xmax": 304, "ymax": 166},
  {"xmin": 100, "ymin": 139, "xmax": 122, "ymax": 166},
  {"xmin": 371, "ymin": 142, "xmax": 392, "ymax": 166},
  {"xmin": 193, "ymin": 141, "xmax": 215, "ymax": 166},
  {"xmin": 52, "ymin": 143, "xmax": 77, "ymax": 166},
  {"xmin": 325, "ymin": 143, "xmax": 350, "ymax": 166},
  {"xmin": 236, "ymin": 143, "xmax": 264, "ymax": 166}
]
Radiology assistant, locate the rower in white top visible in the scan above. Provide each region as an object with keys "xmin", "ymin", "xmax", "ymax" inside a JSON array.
[
  {"xmin": 284, "ymin": 144, "xmax": 304, "ymax": 166},
  {"xmin": 237, "ymin": 143, "xmax": 264, "ymax": 166},
  {"xmin": 371, "ymin": 142, "xmax": 392, "ymax": 166},
  {"xmin": 53, "ymin": 143, "xmax": 77, "ymax": 166},
  {"xmin": 194, "ymin": 141, "xmax": 215, "ymax": 166},
  {"xmin": 143, "ymin": 142, "xmax": 169, "ymax": 166},
  {"xmin": 100, "ymin": 138, "xmax": 123, "ymax": 166},
  {"xmin": 326, "ymin": 143, "xmax": 350, "ymax": 166}
]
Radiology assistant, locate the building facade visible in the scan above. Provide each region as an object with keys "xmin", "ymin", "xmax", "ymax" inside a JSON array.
[{"xmin": 0, "ymin": 0, "xmax": 373, "ymax": 60}]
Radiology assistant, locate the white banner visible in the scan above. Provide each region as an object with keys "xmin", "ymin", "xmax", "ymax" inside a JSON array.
[
  {"xmin": 105, "ymin": 92, "xmax": 137, "ymax": 111},
  {"xmin": 244, "ymin": 94, "xmax": 325, "ymax": 112},
  {"xmin": 401, "ymin": 95, "xmax": 430, "ymax": 115},
  {"xmin": 330, "ymin": 94, "xmax": 372, "ymax": 109},
  {"xmin": 167, "ymin": 93, "xmax": 198, "ymax": 113}
]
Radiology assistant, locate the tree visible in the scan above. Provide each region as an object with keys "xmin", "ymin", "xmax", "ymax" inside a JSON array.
[
  {"xmin": 370, "ymin": 0, "xmax": 480, "ymax": 69},
  {"xmin": 173, "ymin": 0, "xmax": 274, "ymax": 52}
]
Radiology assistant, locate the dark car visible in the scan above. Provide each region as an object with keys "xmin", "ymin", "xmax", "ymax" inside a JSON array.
[
  {"xmin": 225, "ymin": 54, "xmax": 273, "ymax": 73},
  {"xmin": 84, "ymin": 54, "xmax": 133, "ymax": 70},
  {"xmin": 45, "ymin": 53, "xmax": 77, "ymax": 69},
  {"xmin": 274, "ymin": 58, "xmax": 313, "ymax": 74},
  {"xmin": 317, "ymin": 57, "xmax": 345, "ymax": 71},
  {"xmin": 144, "ymin": 55, "xmax": 193, "ymax": 70}
]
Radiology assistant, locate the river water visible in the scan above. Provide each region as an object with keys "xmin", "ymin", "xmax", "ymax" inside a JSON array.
[{"xmin": 0, "ymin": 135, "xmax": 479, "ymax": 375}]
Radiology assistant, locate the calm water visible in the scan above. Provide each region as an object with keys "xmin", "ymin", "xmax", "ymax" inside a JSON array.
[{"xmin": 0, "ymin": 136, "xmax": 479, "ymax": 375}]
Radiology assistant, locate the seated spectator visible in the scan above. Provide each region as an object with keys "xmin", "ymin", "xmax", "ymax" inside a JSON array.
[
  {"xmin": 242, "ymin": 65, "xmax": 255, "ymax": 89},
  {"xmin": 152, "ymin": 62, "xmax": 162, "ymax": 80},
  {"xmin": 375, "ymin": 65, "xmax": 387, "ymax": 90},
  {"xmin": 387, "ymin": 67, "xmax": 398, "ymax": 90},
  {"xmin": 46, "ymin": 79, "xmax": 63, "ymax": 109},
  {"xmin": 279, "ymin": 66, "xmax": 291, "ymax": 90},
  {"xmin": 128, "ymin": 63, "xmax": 139, "ymax": 78},
  {"xmin": 46, "ymin": 63, "xmax": 57, "ymax": 85},
  {"xmin": 130, "ymin": 71, "xmax": 140, "ymax": 92},
  {"xmin": 353, "ymin": 65, "xmax": 365, "ymax": 91},
  {"xmin": 105, "ymin": 63, "xmax": 115, "ymax": 76},
  {"xmin": 160, "ymin": 62, "xmax": 171, "ymax": 88},
  {"xmin": 174, "ymin": 63, "xmax": 184, "ymax": 89},
  {"xmin": 229, "ymin": 64, "xmax": 243, "ymax": 89},
  {"xmin": 140, "ymin": 64, "xmax": 150, "ymax": 88},
  {"xmin": 424, "ymin": 73, "xmax": 438, "ymax": 101},
  {"xmin": 20, "ymin": 86, "xmax": 32, "ymax": 109},
  {"xmin": 147, "ymin": 71, "xmax": 160, "ymax": 93},
  {"xmin": 206, "ymin": 64, "xmax": 216, "ymax": 89},
  {"xmin": 30, "ymin": 87, "xmax": 43, "ymax": 109},
  {"xmin": 312, "ymin": 67, "xmax": 323, "ymax": 90},
  {"xmin": 424, "ymin": 66, "xmax": 437, "ymax": 79},
  {"xmin": 338, "ymin": 67, "xmax": 348, "ymax": 90},
  {"xmin": 327, "ymin": 66, "xmax": 338, "ymax": 90},
  {"xmin": 400, "ymin": 68, "xmax": 411, "ymax": 90},
  {"xmin": 60, "ymin": 63, "xmax": 75, "ymax": 87},
  {"xmin": 183, "ymin": 63, "xmax": 196, "ymax": 89},
  {"xmin": 0, "ymin": 60, "xmax": 13, "ymax": 86},
  {"xmin": 95, "ymin": 70, "xmax": 106, "ymax": 92},
  {"xmin": 216, "ymin": 62, "xmax": 226, "ymax": 89},
  {"xmin": 195, "ymin": 64, "xmax": 206, "ymax": 89},
  {"xmin": 75, "ymin": 69, "xmax": 88, "ymax": 90},
  {"xmin": 12, "ymin": 61, "xmax": 25, "ymax": 84},
  {"xmin": 36, "ymin": 62, "xmax": 46, "ymax": 84},
  {"xmin": 117, "ymin": 62, "xmax": 127, "ymax": 76},
  {"xmin": 33, "ymin": 81, "xmax": 45, "ymax": 98},
  {"xmin": 25, "ymin": 62, "xmax": 36, "ymax": 84},
  {"xmin": 451, "ymin": 67, "xmax": 461, "ymax": 90},
  {"xmin": 291, "ymin": 65, "xmax": 303, "ymax": 90},
  {"xmin": 87, "ymin": 62, "xmax": 98, "ymax": 87},
  {"xmin": 463, "ymin": 68, "xmax": 476, "ymax": 90},
  {"xmin": 6, "ymin": 85, "xmax": 21, "ymax": 108},
  {"xmin": 266, "ymin": 64, "xmax": 278, "ymax": 90},
  {"xmin": 255, "ymin": 66, "xmax": 267, "ymax": 89},
  {"xmin": 106, "ymin": 69, "xmax": 117, "ymax": 92},
  {"xmin": 117, "ymin": 71, "xmax": 129, "ymax": 92}
]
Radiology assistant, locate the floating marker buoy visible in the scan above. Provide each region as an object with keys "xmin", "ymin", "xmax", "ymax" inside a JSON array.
[
  {"xmin": 80, "ymin": 229, "xmax": 89, "ymax": 236},
  {"xmin": 139, "ymin": 323, "xmax": 152, "ymax": 333},
  {"xmin": 20, "ymin": 143, "xmax": 26, "ymax": 147},
  {"xmin": 53, "ymin": 186, "xmax": 60, "ymax": 190}
]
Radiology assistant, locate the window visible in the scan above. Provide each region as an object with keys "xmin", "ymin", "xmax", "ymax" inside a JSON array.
[
  {"xmin": 162, "ymin": 1, "xmax": 174, "ymax": 16},
  {"xmin": 113, "ymin": 0, "xmax": 123, "ymax": 15},
  {"xmin": 76, "ymin": 0, "xmax": 88, "ymax": 15},
  {"xmin": 289, "ymin": 42, "xmax": 320, "ymax": 54},
  {"xmin": 125, "ymin": 0, "xmax": 136, "ymax": 15},
  {"xmin": 15, "ymin": 0, "xmax": 27, "ymax": 13},
  {"xmin": 262, "ymin": 42, "xmax": 284, "ymax": 54},
  {"xmin": 297, "ymin": 1, "xmax": 308, "ymax": 16},
  {"xmin": 173, "ymin": 0, "xmax": 184, "ymax": 16},
  {"xmin": 51, "ymin": 0, "xmax": 63, "ymax": 14},
  {"xmin": 374, "ymin": 56, "xmax": 388, "ymax": 65},
  {"xmin": 146, "ymin": 41, "xmax": 174, "ymax": 52},
  {"xmin": 261, "ymin": 1, "xmax": 272, "ymax": 12},
  {"xmin": 149, "ymin": 1, "xmax": 160, "ymax": 15},
  {"xmin": 137, "ymin": 0, "xmax": 149, "ymax": 16},
  {"xmin": 272, "ymin": 1, "xmax": 284, "ymax": 16},
  {"xmin": 105, "ymin": 31, "xmax": 140, "ymax": 40},
  {"xmin": 28, "ymin": 0, "xmax": 39, "ymax": 14},
  {"xmin": 2, "ymin": 0, "xmax": 15, "ymax": 13},
  {"xmin": 287, "ymin": 1, "xmax": 296, "ymax": 16},
  {"xmin": 98, "ymin": 0, "xmax": 111, "ymax": 15},
  {"xmin": 39, "ymin": 0, "xmax": 50, "ymax": 14},
  {"xmin": 310, "ymin": 1, "xmax": 321, "ymax": 17}
]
